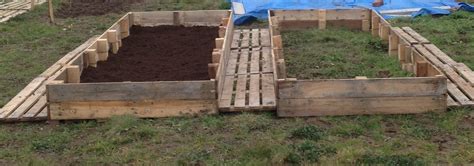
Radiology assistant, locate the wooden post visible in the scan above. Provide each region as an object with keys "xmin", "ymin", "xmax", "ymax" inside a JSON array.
[
  {"xmin": 48, "ymin": 0, "xmax": 54, "ymax": 23},
  {"xmin": 218, "ymin": 26, "xmax": 226, "ymax": 38},
  {"xmin": 318, "ymin": 10, "xmax": 327, "ymax": 30},
  {"xmin": 97, "ymin": 39, "xmax": 109, "ymax": 61},
  {"xmin": 66, "ymin": 65, "xmax": 80, "ymax": 83},
  {"xmin": 416, "ymin": 61, "xmax": 428, "ymax": 77},
  {"xmin": 221, "ymin": 18, "xmax": 229, "ymax": 26},
  {"xmin": 273, "ymin": 48, "xmax": 283, "ymax": 60},
  {"xmin": 30, "ymin": 0, "xmax": 35, "ymax": 10},
  {"xmin": 120, "ymin": 18, "xmax": 130, "ymax": 39},
  {"xmin": 215, "ymin": 38, "xmax": 224, "ymax": 49},
  {"xmin": 379, "ymin": 23, "xmax": 389, "ymax": 41},
  {"xmin": 212, "ymin": 51, "xmax": 221, "ymax": 63},
  {"xmin": 208, "ymin": 63, "xmax": 218, "ymax": 79},
  {"xmin": 173, "ymin": 11, "xmax": 180, "ymax": 25},
  {"xmin": 362, "ymin": 19, "xmax": 370, "ymax": 32},
  {"xmin": 107, "ymin": 30, "xmax": 120, "ymax": 54},
  {"xmin": 388, "ymin": 33, "xmax": 399, "ymax": 56},
  {"xmin": 272, "ymin": 35, "xmax": 282, "ymax": 49},
  {"xmin": 277, "ymin": 59, "xmax": 287, "ymax": 79},
  {"xmin": 398, "ymin": 43, "xmax": 406, "ymax": 63},
  {"xmin": 371, "ymin": 11, "xmax": 380, "ymax": 36},
  {"xmin": 85, "ymin": 49, "xmax": 98, "ymax": 67}
]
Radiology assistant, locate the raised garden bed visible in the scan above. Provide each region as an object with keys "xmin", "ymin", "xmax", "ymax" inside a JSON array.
[
  {"xmin": 269, "ymin": 9, "xmax": 448, "ymax": 117},
  {"xmin": 46, "ymin": 10, "xmax": 231, "ymax": 120}
]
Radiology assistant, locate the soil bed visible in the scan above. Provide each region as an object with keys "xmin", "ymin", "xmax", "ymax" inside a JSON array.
[
  {"xmin": 56, "ymin": 0, "xmax": 143, "ymax": 18},
  {"xmin": 81, "ymin": 25, "xmax": 218, "ymax": 82},
  {"xmin": 282, "ymin": 28, "xmax": 413, "ymax": 79}
]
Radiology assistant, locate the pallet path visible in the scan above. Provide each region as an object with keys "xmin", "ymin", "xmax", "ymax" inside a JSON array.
[
  {"xmin": 0, "ymin": 0, "xmax": 46, "ymax": 23},
  {"xmin": 219, "ymin": 28, "xmax": 276, "ymax": 111},
  {"xmin": 0, "ymin": 36, "xmax": 98, "ymax": 122}
]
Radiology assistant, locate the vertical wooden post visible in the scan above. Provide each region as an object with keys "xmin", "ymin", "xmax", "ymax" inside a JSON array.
[
  {"xmin": 362, "ymin": 19, "xmax": 370, "ymax": 32},
  {"xmin": 218, "ymin": 26, "xmax": 226, "ymax": 38},
  {"xmin": 120, "ymin": 17, "xmax": 130, "ymax": 39},
  {"xmin": 221, "ymin": 18, "xmax": 229, "ymax": 26},
  {"xmin": 97, "ymin": 39, "xmax": 109, "ymax": 61},
  {"xmin": 398, "ymin": 43, "xmax": 406, "ymax": 63},
  {"xmin": 212, "ymin": 51, "xmax": 221, "ymax": 63},
  {"xmin": 416, "ymin": 61, "xmax": 428, "ymax": 77},
  {"xmin": 271, "ymin": 25, "xmax": 280, "ymax": 36},
  {"xmin": 66, "ymin": 65, "xmax": 80, "ymax": 83},
  {"xmin": 371, "ymin": 11, "xmax": 380, "ymax": 37},
  {"xmin": 277, "ymin": 59, "xmax": 287, "ymax": 79},
  {"xmin": 388, "ymin": 32, "xmax": 399, "ymax": 56},
  {"xmin": 272, "ymin": 35, "xmax": 282, "ymax": 49},
  {"xmin": 173, "ymin": 11, "xmax": 180, "ymax": 25},
  {"xmin": 208, "ymin": 63, "xmax": 218, "ymax": 79},
  {"xmin": 48, "ymin": 0, "xmax": 54, "ymax": 23},
  {"xmin": 318, "ymin": 10, "xmax": 327, "ymax": 30},
  {"xmin": 85, "ymin": 49, "xmax": 98, "ymax": 67},
  {"xmin": 30, "ymin": 0, "xmax": 35, "ymax": 10},
  {"xmin": 107, "ymin": 30, "xmax": 120, "ymax": 54},
  {"xmin": 273, "ymin": 48, "xmax": 283, "ymax": 60},
  {"xmin": 379, "ymin": 23, "xmax": 390, "ymax": 41},
  {"xmin": 215, "ymin": 38, "xmax": 224, "ymax": 49}
]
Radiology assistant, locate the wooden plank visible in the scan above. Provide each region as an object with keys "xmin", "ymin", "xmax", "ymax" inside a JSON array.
[
  {"xmin": 447, "ymin": 95, "xmax": 459, "ymax": 107},
  {"xmin": 278, "ymin": 96, "xmax": 446, "ymax": 117},
  {"xmin": 261, "ymin": 74, "xmax": 276, "ymax": 107},
  {"xmin": 231, "ymin": 30, "xmax": 240, "ymax": 48},
  {"xmin": 234, "ymin": 75, "xmax": 247, "ymax": 108},
  {"xmin": 66, "ymin": 65, "xmax": 80, "ymax": 83},
  {"xmin": 441, "ymin": 65, "xmax": 474, "ymax": 99},
  {"xmin": 6, "ymin": 85, "xmax": 46, "ymax": 119},
  {"xmin": 49, "ymin": 100, "xmax": 218, "ymax": 120},
  {"xmin": 424, "ymin": 44, "xmax": 457, "ymax": 65},
  {"xmin": 413, "ymin": 45, "xmax": 445, "ymax": 67},
  {"xmin": 47, "ymin": 81, "xmax": 216, "ymax": 102},
  {"xmin": 219, "ymin": 76, "xmax": 235, "ymax": 108},
  {"xmin": 21, "ymin": 95, "xmax": 47, "ymax": 119},
  {"xmin": 225, "ymin": 50, "xmax": 239, "ymax": 75},
  {"xmin": 325, "ymin": 9, "xmax": 370, "ymax": 20},
  {"xmin": 0, "ymin": 76, "xmax": 46, "ymax": 118},
  {"xmin": 318, "ymin": 9, "xmax": 326, "ymax": 29},
  {"xmin": 181, "ymin": 10, "xmax": 229, "ymax": 26},
  {"xmin": 447, "ymin": 81, "xmax": 471, "ymax": 106},
  {"xmin": 278, "ymin": 77, "xmax": 447, "ymax": 99},
  {"xmin": 271, "ymin": 10, "xmax": 318, "ymax": 21},
  {"xmin": 250, "ymin": 50, "xmax": 260, "ymax": 74},
  {"xmin": 249, "ymin": 74, "xmax": 260, "ymax": 107},
  {"xmin": 453, "ymin": 63, "xmax": 474, "ymax": 86},
  {"xmin": 260, "ymin": 29, "xmax": 271, "ymax": 46},
  {"xmin": 261, "ymin": 47, "xmax": 273, "ymax": 73},
  {"xmin": 237, "ymin": 49, "xmax": 249, "ymax": 75},
  {"xmin": 401, "ymin": 27, "xmax": 430, "ymax": 44},
  {"xmin": 251, "ymin": 29, "xmax": 259, "ymax": 47},
  {"xmin": 392, "ymin": 27, "xmax": 417, "ymax": 44},
  {"xmin": 241, "ymin": 29, "xmax": 250, "ymax": 48}
]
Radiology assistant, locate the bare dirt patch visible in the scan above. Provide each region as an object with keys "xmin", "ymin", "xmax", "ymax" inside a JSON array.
[{"xmin": 56, "ymin": 0, "xmax": 143, "ymax": 18}]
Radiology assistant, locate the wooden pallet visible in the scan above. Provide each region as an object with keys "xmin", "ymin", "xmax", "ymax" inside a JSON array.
[
  {"xmin": 231, "ymin": 29, "xmax": 271, "ymax": 49},
  {"xmin": 219, "ymin": 34, "xmax": 276, "ymax": 111},
  {"xmin": 0, "ymin": 0, "xmax": 46, "ymax": 22},
  {"xmin": 413, "ymin": 44, "xmax": 474, "ymax": 107},
  {"xmin": 0, "ymin": 36, "xmax": 98, "ymax": 122}
]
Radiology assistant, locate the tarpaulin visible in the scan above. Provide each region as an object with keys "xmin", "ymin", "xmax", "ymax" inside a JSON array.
[{"xmin": 229, "ymin": 0, "xmax": 463, "ymax": 25}]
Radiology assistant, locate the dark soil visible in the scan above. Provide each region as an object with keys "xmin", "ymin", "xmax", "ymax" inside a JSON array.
[
  {"xmin": 56, "ymin": 0, "xmax": 143, "ymax": 18},
  {"xmin": 80, "ymin": 25, "xmax": 218, "ymax": 82}
]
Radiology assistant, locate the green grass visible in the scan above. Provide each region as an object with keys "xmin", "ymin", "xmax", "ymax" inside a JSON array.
[
  {"xmin": 282, "ymin": 28, "xmax": 413, "ymax": 79},
  {"xmin": 0, "ymin": 0, "xmax": 473, "ymax": 164},
  {"xmin": 0, "ymin": 110, "xmax": 472, "ymax": 164}
]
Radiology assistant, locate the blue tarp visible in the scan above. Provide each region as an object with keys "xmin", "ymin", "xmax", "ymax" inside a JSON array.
[{"xmin": 229, "ymin": 0, "xmax": 463, "ymax": 25}]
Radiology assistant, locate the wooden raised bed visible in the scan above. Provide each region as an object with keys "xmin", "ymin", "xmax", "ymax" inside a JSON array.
[
  {"xmin": 46, "ymin": 10, "xmax": 231, "ymax": 120},
  {"xmin": 269, "ymin": 9, "xmax": 448, "ymax": 117}
]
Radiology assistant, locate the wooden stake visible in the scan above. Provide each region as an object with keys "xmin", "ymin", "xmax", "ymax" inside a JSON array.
[
  {"xmin": 318, "ymin": 10, "xmax": 327, "ymax": 30},
  {"xmin": 85, "ymin": 49, "xmax": 98, "ymax": 67},
  {"xmin": 212, "ymin": 51, "xmax": 221, "ymax": 63},
  {"xmin": 218, "ymin": 26, "xmax": 226, "ymax": 38},
  {"xmin": 221, "ymin": 18, "xmax": 229, "ymax": 26},
  {"xmin": 215, "ymin": 38, "xmax": 224, "ymax": 49},
  {"xmin": 362, "ymin": 20, "xmax": 370, "ymax": 32},
  {"xmin": 48, "ymin": 0, "xmax": 54, "ymax": 23},
  {"xmin": 388, "ymin": 33, "xmax": 399, "ymax": 56},
  {"xmin": 97, "ymin": 39, "xmax": 109, "ymax": 61},
  {"xmin": 416, "ymin": 61, "xmax": 428, "ymax": 77},
  {"xmin": 208, "ymin": 63, "xmax": 218, "ymax": 79},
  {"xmin": 66, "ymin": 65, "xmax": 80, "ymax": 83},
  {"xmin": 30, "ymin": 0, "xmax": 35, "ymax": 10},
  {"xmin": 107, "ymin": 30, "xmax": 120, "ymax": 54},
  {"xmin": 120, "ymin": 18, "xmax": 130, "ymax": 39}
]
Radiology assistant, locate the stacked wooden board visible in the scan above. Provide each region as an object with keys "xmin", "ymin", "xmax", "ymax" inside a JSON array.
[
  {"xmin": 0, "ymin": 0, "xmax": 46, "ymax": 22},
  {"xmin": 269, "ymin": 9, "xmax": 449, "ymax": 117}
]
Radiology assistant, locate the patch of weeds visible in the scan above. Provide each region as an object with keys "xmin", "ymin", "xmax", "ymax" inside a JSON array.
[
  {"xmin": 176, "ymin": 149, "xmax": 211, "ymax": 165},
  {"xmin": 241, "ymin": 144, "xmax": 274, "ymax": 162},
  {"xmin": 291, "ymin": 125, "xmax": 325, "ymax": 141},
  {"xmin": 355, "ymin": 154, "xmax": 425, "ymax": 165},
  {"xmin": 285, "ymin": 141, "xmax": 336, "ymax": 164},
  {"xmin": 102, "ymin": 115, "xmax": 156, "ymax": 141},
  {"xmin": 234, "ymin": 113, "xmax": 273, "ymax": 132},
  {"xmin": 201, "ymin": 115, "xmax": 225, "ymax": 130},
  {"xmin": 30, "ymin": 132, "xmax": 71, "ymax": 152},
  {"xmin": 330, "ymin": 122, "xmax": 365, "ymax": 138}
]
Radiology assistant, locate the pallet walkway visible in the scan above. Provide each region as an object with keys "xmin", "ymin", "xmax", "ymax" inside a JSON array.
[
  {"xmin": 0, "ymin": 0, "xmax": 46, "ymax": 23},
  {"xmin": 219, "ymin": 28, "xmax": 276, "ymax": 111},
  {"xmin": 0, "ymin": 36, "xmax": 98, "ymax": 122}
]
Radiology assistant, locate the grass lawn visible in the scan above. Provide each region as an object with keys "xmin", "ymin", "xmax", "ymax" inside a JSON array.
[
  {"xmin": 282, "ymin": 28, "xmax": 413, "ymax": 79},
  {"xmin": 0, "ymin": 0, "xmax": 473, "ymax": 165}
]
